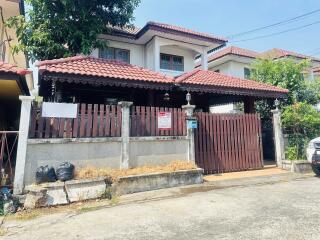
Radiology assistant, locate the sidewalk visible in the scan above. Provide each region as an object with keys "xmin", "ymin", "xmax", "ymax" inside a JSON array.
[{"xmin": 203, "ymin": 165, "xmax": 288, "ymax": 182}]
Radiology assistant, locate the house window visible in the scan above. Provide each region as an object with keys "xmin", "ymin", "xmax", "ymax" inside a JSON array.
[
  {"xmin": 244, "ymin": 68, "xmax": 251, "ymax": 79},
  {"xmin": 99, "ymin": 47, "xmax": 130, "ymax": 63},
  {"xmin": 160, "ymin": 53, "xmax": 184, "ymax": 71}
]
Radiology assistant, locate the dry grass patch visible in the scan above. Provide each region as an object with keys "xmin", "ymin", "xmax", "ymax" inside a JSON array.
[{"xmin": 75, "ymin": 161, "xmax": 197, "ymax": 181}]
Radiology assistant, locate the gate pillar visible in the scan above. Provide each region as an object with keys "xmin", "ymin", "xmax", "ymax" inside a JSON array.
[
  {"xmin": 272, "ymin": 104, "xmax": 285, "ymax": 167},
  {"xmin": 182, "ymin": 104, "xmax": 196, "ymax": 163}
]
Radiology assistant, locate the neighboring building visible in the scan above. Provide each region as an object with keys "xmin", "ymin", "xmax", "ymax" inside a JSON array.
[
  {"xmin": 0, "ymin": 0, "xmax": 33, "ymax": 90},
  {"xmin": 198, "ymin": 46, "xmax": 259, "ymax": 79},
  {"xmin": 201, "ymin": 46, "xmax": 320, "ymax": 113},
  {"xmin": 0, "ymin": 0, "xmax": 31, "ymax": 130}
]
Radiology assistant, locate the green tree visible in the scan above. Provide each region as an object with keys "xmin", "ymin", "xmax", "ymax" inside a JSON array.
[
  {"xmin": 6, "ymin": 0, "xmax": 140, "ymax": 61},
  {"xmin": 251, "ymin": 58, "xmax": 309, "ymax": 104},
  {"xmin": 250, "ymin": 58, "xmax": 309, "ymax": 118},
  {"xmin": 282, "ymin": 102, "xmax": 320, "ymax": 159}
]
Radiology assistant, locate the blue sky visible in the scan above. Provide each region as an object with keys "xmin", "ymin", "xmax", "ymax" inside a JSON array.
[{"xmin": 133, "ymin": 0, "xmax": 320, "ymax": 57}]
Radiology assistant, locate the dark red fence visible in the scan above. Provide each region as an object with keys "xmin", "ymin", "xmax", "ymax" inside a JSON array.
[
  {"xmin": 29, "ymin": 103, "xmax": 122, "ymax": 138},
  {"xmin": 194, "ymin": 113, "xmax": 263, "ymax": 174},
  {"xmin": 130, "ymin": 106, "xmax": 186, "ymax": 137}
]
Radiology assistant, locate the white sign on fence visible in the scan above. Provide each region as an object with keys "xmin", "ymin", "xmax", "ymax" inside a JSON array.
[
  {"xmin": 42, "ymin": 102, "xmax": 78, "ymax": 118},
  {"xmin": 158, "ymin": 111, "xmax": 172, "ymax": 129}
]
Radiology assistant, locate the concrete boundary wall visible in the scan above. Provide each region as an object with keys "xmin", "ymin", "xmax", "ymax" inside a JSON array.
[{"xmin": 24, "ymin": 136, "xmax": 190, "ymax": 185}]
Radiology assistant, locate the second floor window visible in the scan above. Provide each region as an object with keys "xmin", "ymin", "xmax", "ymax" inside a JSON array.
[
  {"xmin": 160, "ymin": 53, "xmax": 184, "ymax": 71},
  {"xmin": 99, "ymin": 47, "xmax": 130, "ymax": 63},
  {"xmin": 244, "ymin": 68, "xmax": 251, "ymax": 79}
]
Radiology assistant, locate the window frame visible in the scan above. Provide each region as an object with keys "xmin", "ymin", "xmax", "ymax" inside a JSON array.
[
  {"xmin": 160, "ymin": 53, "xmax": 184, "ymax": 72},
  {"xmin": 244, "ymin": 67, "xmax": 251, "ymax": 79},
  {"xmin": 99, "ymin": 47, "xmax": 130, "ymax": 63}
]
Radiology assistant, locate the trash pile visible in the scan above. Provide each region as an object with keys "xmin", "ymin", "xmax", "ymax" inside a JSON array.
[
  {"xmin": 36, "ymin": 162, "xmax": 75, "ymax": 184},
  {"xmin": 0, "ymin": 187, "xmax": 19, "ymax": 215}
]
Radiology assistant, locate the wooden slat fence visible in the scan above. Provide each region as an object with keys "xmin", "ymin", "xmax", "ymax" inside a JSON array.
[
  {"xmin": 29, "ymin": 103, "xmax": 122, "ymax": 138},
  {"xmin": 194, "ymin": 113, "xmax": 263, "ymax": 174},
  {"xmin": 130, "ymin": 106, "xmax": 186, "ymax": 137}
]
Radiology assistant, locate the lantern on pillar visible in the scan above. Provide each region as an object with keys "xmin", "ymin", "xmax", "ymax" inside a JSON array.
[{"xmin": 186, "ymin": 92, "xmax": 191, "ymax": 105}]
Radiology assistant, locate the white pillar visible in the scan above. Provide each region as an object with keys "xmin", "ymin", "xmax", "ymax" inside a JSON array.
[
  {"xmin": 272, "ymin": 108, "xmax": 285, "ymax": 167},
  {"xmin": 182, "ymin": 104, "xmax": 196, "ymax": 163},
  {"xmin": 13, "ymin": 95, "xmax": 35, "ymax": 195},
  {"xmin": 201, "ymin": 49, "xmax": 208, "ymax": 70},
  {"xmin": 153, "ymin": 37, "xmax": 160, "ymax": 72},
  {"xmin": 118, "ymin": 101, "xmax": 133, "ymax": 169}
]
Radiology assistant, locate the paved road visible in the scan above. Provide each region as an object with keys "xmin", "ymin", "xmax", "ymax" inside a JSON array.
[{"xmin": 3, "ymin": 175, "xmax": 320, "ymax": 240}]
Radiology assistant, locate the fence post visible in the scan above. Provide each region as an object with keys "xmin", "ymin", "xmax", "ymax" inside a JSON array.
[
  {"xmin": 13, "ymin": 95, "xmax": 35, "ymax": 195},
  {"xmin": 118, "ymin": 101, "xmax": 133, "ymax": 169},
  {"xmin": 271, "ymin": 107, "xmax": 285, "ymax": 168},
  {"xmin": 182, "ymin": 104, "xmax": 196, "ymax": 163}
]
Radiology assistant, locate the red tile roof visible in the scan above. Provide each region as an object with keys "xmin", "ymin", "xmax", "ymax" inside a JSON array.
[
  {"xmin": 196, "ymin": 46, "xmax": 258, "ymax": 67},
  {"xmin": 145, "ymin": 21, "xmax": 227, "ymax": 42},
  {"xmin": 108, "ymin": 21, "xmax": 227, "ymax": 43},
  {"xmin": 259, "ymin": 48, "xmax": 320, "ymax": 62},
  {"xmin": 0, "ymin": 61, "xmax": 31, "ymax": 75},
  {"xmin": 37, "ymin": 55, "xmax": 174, "ymax": 83},
  {"xmin": 175, "ymin": 69, "xmax": 288, "ymax": 95}
]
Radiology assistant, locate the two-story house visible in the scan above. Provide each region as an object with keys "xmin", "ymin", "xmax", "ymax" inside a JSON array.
[{"xmin": 202, "ymin": 46, "xmax": 320, "ymax": 113}]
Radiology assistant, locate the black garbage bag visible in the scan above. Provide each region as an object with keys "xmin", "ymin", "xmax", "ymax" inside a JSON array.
[
  {"xmin": 35, "ymin": 166, "xmax": 57, "ymax": 184},
  {"xmin": 56, "ymin": 162, "xmax": 75, "ymax": 181}
]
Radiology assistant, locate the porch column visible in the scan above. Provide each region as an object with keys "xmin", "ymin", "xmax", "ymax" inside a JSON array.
[
  {"xmin": 244, "ymin": 97, "xmax": 255, "ymax": 113},
  {"xmin": 153, "ymin": 37, "xmax": 160, "ymax": 72},
  {"xmin": 182, "ymin": 104, "xmax": 196, "ymax": 163},
  {"xmin": 118, "ymin": 101, "xmax": 133, "ymax": 169},
  {"xmin": 13, "ymin": 95, "xmax": 35, "ymax": 195},
  {"xmin": 201, "ymin": 49, "xmax": 208, "ymax": 70},
  {"xmin": 272, "ymin": 106, "xmax": 285, "ymax": 167}
]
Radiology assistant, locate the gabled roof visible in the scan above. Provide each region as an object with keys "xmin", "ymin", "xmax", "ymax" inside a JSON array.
[
  {"xmin": 175, "ymin": 69, "xmax": 288, "ymax": 98},
  {"xmin": 0, "ymin": 61, "xmax": 31, "ymax": 75},
  {"xmin": 108, "ymin": 21, "xmax": 227, "ymax": 44},
  {"xmin": 259, "ymin": 48, "xmax": 320, "ymax": 62},
  {"xmin": 37, "ymin": 55, "xmax": 174, "ymax": 84},
  {"xmin": 196, "ymin": 46, "xmax": 258, "ymax": 67}
]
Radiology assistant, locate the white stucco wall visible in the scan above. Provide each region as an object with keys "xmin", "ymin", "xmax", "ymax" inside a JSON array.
[
  {"xmin": 91, "ymin": 40, "xmax": 145, "ymax": 67},
  {"xmin": 93, "ymin": 36, "xmax": 205, "ymax": 76},
  {"xmin": 209, "ymin": 61, "xmax": 252, "ymax": 79}
]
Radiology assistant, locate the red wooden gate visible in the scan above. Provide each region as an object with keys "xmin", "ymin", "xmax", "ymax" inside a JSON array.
[{"xmin": 194, "ymin": 113, "xmax": 263, "ymax": 174}]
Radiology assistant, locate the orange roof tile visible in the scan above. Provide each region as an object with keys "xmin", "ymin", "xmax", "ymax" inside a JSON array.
[
  {"xmin": 259, "ymin": 48, "xmax": 320, "ymax": 62},
  {"xmin": 37, "ymin": 55, "xmax": 174, "ymax": 84},
  {"xmin": 175, "ymin": 69, "xmax": 288, "ymax": 95},
  {"xmin": 0, "ymin": 61, "xmax": 31, "ymax": 75}
]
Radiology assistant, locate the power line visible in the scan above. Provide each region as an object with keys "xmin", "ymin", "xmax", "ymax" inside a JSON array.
[
  {"xmin": 227, "ymin": 8, "xmax": 320, "ymax": 39},
  {"xmin": 229, "ymin": 20, "xmax": 320, "ymax": 43}
]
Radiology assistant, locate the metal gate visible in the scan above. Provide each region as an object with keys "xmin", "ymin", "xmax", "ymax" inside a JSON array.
[{"xmin": 194, "ymin": 113, "xmax": 263, "ymax": 174}]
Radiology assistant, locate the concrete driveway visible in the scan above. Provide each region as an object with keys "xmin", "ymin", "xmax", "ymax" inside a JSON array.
[{"xmin": 2, "ymin": 173, "xmax": 320, "ymax": 240}]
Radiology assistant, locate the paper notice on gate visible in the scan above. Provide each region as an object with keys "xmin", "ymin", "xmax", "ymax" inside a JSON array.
[
  {"xmin": 42, "ymin": 102, "xmax": 78, "ymax": 118},
  {"xmin": 158, "ymin": 111, "xmax": 172, "ymax": 129}
]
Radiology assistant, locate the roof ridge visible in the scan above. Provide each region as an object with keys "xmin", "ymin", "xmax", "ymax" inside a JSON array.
[{"xmin": 37, "ymin": 55, "xmax": 89, "ymax": 67}]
